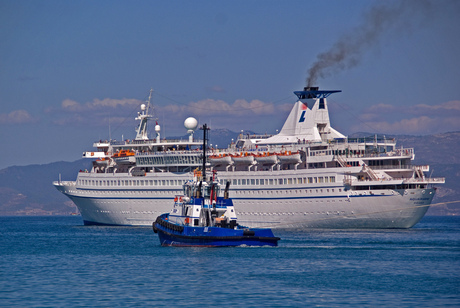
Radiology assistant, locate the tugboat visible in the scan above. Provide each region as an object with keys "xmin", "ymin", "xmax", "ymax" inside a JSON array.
[{"xmin": 152, "ymin": 124, "xmax": 280, "ymax": 247}]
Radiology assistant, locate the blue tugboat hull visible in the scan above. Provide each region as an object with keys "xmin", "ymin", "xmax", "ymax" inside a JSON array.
[{"xmin": 153, "ymin": 215, "xmax": 279, "ymax": 247}]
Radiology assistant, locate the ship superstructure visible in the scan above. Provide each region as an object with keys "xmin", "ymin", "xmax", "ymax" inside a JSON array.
[{"xmin": 54, "ymin": 87, "xmax": 444, "ymax": 228}]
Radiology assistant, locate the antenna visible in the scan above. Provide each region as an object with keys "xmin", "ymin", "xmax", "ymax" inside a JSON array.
[
  {"xmin": 109, "ymin": 115, "xmax": 111, "ymax": 141},
  {"xmin": 200, "ymin": 123, "xmax": 210, "ymax": 181}
]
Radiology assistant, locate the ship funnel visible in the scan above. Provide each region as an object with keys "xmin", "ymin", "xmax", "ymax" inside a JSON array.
[{"xmin": 303, "ymin": 86, "xmax": 319, "ymax": 98}]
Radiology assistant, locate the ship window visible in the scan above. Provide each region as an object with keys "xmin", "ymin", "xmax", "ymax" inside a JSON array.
[
  {"xmin": 269, "ymin": 179, "xmax": 274, "ymax": 185},
  {"xmin": 278, "ymin": 179, "xmax": 283, "ymax": 185},
  {"xmin": 260, "ymin": 179, "xmax": 264, "ymax": 185},
  {"xmin": 318, "ymin": 177, "xmax": 324, "ymax": 183},
  {"xmin": 330, "ymin": 176, "xmax": 335, "ymax": 183},
  {"xmin": 251, "ymin": 179, "xmax": 255, "ymax": 185},
  {"xmin": 242, "ymin": 179, "xmax": 246, "ymax": 185},
  {"xmin": 319, "ymin": 98, "xmax": 325, "ymax": 109},
  {"xmin": 255, "ymin": 179, "xmax": 259, "ymax": 185},
  {"xmin": 308, "ymin": 177, "xmax": 313, "ymax": 184},
  {"xmin": 288, "ymin": 178, "xmax": 292, "ymax": 184}
]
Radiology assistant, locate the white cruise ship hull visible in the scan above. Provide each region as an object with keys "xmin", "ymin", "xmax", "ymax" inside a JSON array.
[{"xmin": 54, "ymin": 177, "xmax": 434, "ymax": 228}]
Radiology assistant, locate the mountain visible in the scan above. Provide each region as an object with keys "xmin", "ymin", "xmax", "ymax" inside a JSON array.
[
  {"xmin": 0, "ymin": 160, "xmax": 92, "ymax": 215},
  {"xmin": 0, "ymin": 131, "xmax": 458, "ymax": 216}
]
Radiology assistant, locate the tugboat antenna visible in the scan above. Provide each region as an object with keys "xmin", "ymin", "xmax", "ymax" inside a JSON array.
[{"xmin": 200, "ymin": 123, "xmax": 209, "ymax": 181}]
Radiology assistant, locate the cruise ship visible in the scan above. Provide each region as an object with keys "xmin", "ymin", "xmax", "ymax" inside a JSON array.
[{"xmin": 53, "ymin": 87, "xmax": 445, "ymax": 228}]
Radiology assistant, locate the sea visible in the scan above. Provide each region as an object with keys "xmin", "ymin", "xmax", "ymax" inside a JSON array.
[{"xmin": 0, "ymin": 216, "xmax": 458, "ymax": 308}]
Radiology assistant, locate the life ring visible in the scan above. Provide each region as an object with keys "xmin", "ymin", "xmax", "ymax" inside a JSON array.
[
  {"xmin": 174, "ymin": 196, "xmax": 178, "ymax": 202},
  {"xmin": 185, "ymin": 217, "xmax": 190, "ymax": 224},
  {"xmin": 179, "ymin": 196, "xmax": 183, "ymax": 202}
]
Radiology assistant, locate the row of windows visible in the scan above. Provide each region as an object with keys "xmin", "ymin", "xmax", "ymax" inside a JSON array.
[
  {"xmin": 231, "ymin": 176, "xmax": 335, "ymax": 186},
  {"xmin": 233, "ymin": 188, "xmax": 342, "ymax": 194},
  {"xmin": 79, "ymin": 179, "xmax": 186, "ymax": 187},
  {"xmin": 78, "ymin": 176, "xmax": 336, "ymax": 187},
  {"xmin": 76, "ymin": 188, "xmax": 344, "ymax": 197},
  {"xmin": 136, "ymin": 155, "xmax": 201, "ymax": 166}
]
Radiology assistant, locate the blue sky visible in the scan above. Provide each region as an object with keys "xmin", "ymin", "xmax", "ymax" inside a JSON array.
[{"xmin": 1, "ymin": 0, "xmax": 459, "ymax": 169}]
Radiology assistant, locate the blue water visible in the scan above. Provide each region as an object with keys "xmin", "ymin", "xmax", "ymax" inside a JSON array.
[{"xmin": 0, "ymin": 216, "xmax": 459, "ymax": 307}]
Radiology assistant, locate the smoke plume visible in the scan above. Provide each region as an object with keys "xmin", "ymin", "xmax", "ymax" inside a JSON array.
[{"xmin": 306, "ymin": 0, "xmax": 434, "ymax": 87}]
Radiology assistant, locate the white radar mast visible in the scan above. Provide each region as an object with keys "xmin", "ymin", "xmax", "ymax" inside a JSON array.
[{"xmin": 135, "ymin": 89, "xmax": 155, "ymax": 141}]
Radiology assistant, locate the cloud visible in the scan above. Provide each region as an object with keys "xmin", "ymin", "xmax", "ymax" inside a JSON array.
[
  {"xmin": 350, "ymin": 99, "xmax": 460, "ymax": 134},
  {"xmin": 0, "ymin": 110, "xmax": 37, "ymax": 124},
  {"xmin": 51, "ymin": 95, "xmax": 284, "ymax": 132},
  {"xmin": 60, "ymin": 98, "xmax": 142, "ymax": 112},
  {"xmin": 358, "ymin": 103, "xmax": 398, "ymax": 121},
  {"xmin": 49, "ymin": 97, "xmax": 144, "ymax": 126},
  {"xmin": 409, "ymin": 100, "xmax": 460, "ymax": 116},
  {"xmin": 158, "ymin": 98, "xmax": 277, "ymax": 117},
  {"xmin": 351, "ymin": 115, "xmax": 460, "ymax": 135}
]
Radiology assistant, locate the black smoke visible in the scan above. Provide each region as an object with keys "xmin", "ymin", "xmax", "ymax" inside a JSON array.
[{"xmin": 306, "ymin": 0, "xmax": 437, "ymax": 87}]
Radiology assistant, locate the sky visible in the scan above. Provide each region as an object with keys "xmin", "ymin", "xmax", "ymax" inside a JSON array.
[{"xmin": 1, "ymin": 0, "xmax": 459, "ymax": 169}]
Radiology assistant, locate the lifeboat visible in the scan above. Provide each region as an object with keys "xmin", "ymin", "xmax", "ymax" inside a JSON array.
[
  {"xmin": 254, "ymin": 152, "xmax": 278, "ymax": 164},
  {"xmin": 277, "ymin": 151, "xmax": 302, "ymax": 164},
  {"xmin": 111, "ymin": 149, "xmax": 135, "ymax": 158},
  {"xmin": 231, "ymin": 152, "xmax": 255, "ymax": 165},
  {"xmin": 94, "ymin": 157, "xmax": 110, "ymax": 165},
  {"xmin": 112, "ymin": 149, "xmax": 136, "ymax": 164},
  {"xmin": 209, "ymin": 154, "xmax": 233, "ymax": 165}
]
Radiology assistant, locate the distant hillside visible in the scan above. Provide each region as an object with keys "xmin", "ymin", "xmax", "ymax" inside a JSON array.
[
  {"xmin": 398, "ymin": 132, "xmax": 460, "ymax": 215},
  {"xmin": 0, "ymin": 131, "xmax": 458, "ymax": 216},
  {"xmin": 0, "ymin": 160, "xmax": 91, "ymax": 215}
]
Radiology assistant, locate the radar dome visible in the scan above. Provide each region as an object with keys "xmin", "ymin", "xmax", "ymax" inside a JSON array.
[
  {"xmin": 184, "ymin": 117, "xmax": 198, "ymax": 131},
  {"xmin": 140, "ymin": 104, "xmax": 146, "ymax": 111},
  {"xmin": 155, "ymin": 124, "xmax": 161, "ymax": 132}
]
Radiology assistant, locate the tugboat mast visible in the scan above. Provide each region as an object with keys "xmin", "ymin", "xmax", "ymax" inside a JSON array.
[{"xmin": 200, "ymin": 123, "xmax": 209, "ymax": 181}]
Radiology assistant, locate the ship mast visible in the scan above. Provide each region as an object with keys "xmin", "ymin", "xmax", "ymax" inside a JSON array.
[
  {"xmin": 134, "ymin": 89, "xmax": 154, "ymax": 140},
  {"xmin": 200, "ymin": 123, "xmax": 209, "ymax": 181}
]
